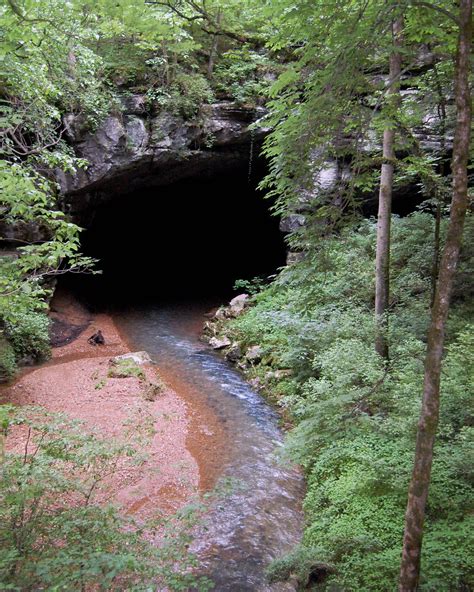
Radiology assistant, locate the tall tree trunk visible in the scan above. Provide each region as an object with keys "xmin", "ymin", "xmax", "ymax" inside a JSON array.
[
  {"xmin": 430, "ymin": 203, "xmax": 441, "ymax": 309},
  {"xmin": 430, "ymin": 66, "xmax": 448, "ymax": 309},
  {"xmin": 207, "ymin": 9, "xmax": 222, "ymax": 78},
  {"xmin": 399, "ymin": 2, "xmax": 472, "ymax": 590},
  {"xmin": 375, "ymin": 16, "xmax": 403, "ymax": 359}
]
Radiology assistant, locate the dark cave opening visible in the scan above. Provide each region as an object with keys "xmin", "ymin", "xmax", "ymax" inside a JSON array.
[{"xmin": 66, "ymin": 161, "xmax": 287, "ymax": 309}]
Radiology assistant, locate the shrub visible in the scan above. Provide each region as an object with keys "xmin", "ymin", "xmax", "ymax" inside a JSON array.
[
  {"xmin": 0, "ymin": 337, "xmax": 16, "ymax": 382},
  {"xmin": 3, "ymin": 311, "xmax": 51, "ymax": 362},
  {"xmin": 0, "ymin": 407, "xmax": 212, "ymax": 592},
  {"xmin": 213, "ymin": 49, "xmax": 277, "ymax": 106},
  {"xmin": 266, "ymin": 545, "xmax": 334, "ymax": 588},
  {"xmin": 146, "ymin": 71, "xmax": 214, "ymax": 118}
]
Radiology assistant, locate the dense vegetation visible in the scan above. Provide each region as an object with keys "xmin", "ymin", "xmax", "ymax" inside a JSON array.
[
  {"xmin": 1, "ymin": 0, "xmax": 472, "ymax": 590},
  {"xmin": 223, "ymin": 213, "xmax": 473, "ymax": 590}
]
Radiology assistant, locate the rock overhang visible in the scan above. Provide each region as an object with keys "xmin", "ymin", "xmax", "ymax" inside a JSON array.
[{"xmin": 59, "ymin": 99, "xmax": 269, "ymax": 224}]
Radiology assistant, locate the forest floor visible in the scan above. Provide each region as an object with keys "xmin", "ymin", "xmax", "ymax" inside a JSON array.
[{"xmin": 1, "ymin": 290, "xmax": 227, "ymax": 520}]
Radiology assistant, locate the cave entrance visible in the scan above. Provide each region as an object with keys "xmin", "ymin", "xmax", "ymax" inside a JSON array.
[{"xmin": 67, "ymin": 160, "xmax": 286, "ymax": 309}]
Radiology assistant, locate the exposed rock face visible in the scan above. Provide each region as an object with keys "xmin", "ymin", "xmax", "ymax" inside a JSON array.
[
  {"xmin": 278, "ymin": 99, "xmax": 455, "ymax": 234},
  {"xmin": 0, "ymin": 220, "xmax": 50, "ymax": 246},
  {"xmin": 59, "ymin": 99, "xmax": 267, "ymax": 224},
  {"xmin": 225, "ymin": 343, "xmax": 243, "ymax": 362}
]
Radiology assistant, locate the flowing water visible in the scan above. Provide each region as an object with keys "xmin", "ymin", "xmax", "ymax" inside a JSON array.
[{"xmin": 116, "ymin": 302, "xmax": 304, "ymax": 591}]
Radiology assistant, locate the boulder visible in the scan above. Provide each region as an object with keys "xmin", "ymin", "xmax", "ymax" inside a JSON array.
[
  {"xmin": 280, "ymin": 214, "xmax": 306, "ymax": 233},
  {"xmin": 214, "ymin": 307, "xmax": 228, "ymax": 321},
  {"xmin": 228, "ymin": 294, "xmax": 249, "ymax": 317},
  {"xmin": 286, "ymin": 251, "xmax": 305, "ymax": 265},
  {"xmin": 249, "ymin": 377, "xmax": 262, "ymax": 391},
  {"xmin": 110, "ymin": 351, "xmax": 152, "ymax": 365},
  {"xmin": 202, "ymin": 320, "xmax": 217, "ymax": 336},
  {"xmin": 225, "ymin": 343, "xmax": 243, "ymax": 362},
  {"xmin": 245, "ymin": 345, "xmax": 263, "ymax": 363},
  {"xmin": 209, "ymin": 336, "xmax": 231, "ymax": 350},
  {"xmin": 266, "ymin": 369, "xmax": 293, "ymax": 380}
]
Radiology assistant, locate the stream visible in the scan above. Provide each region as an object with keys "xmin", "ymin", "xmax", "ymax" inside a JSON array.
[{"xmin": 115, "ymin": 302, "xmax": 304, "ymax": 592}]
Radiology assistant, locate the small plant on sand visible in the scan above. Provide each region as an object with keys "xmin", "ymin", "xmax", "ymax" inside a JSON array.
[
  {"xmin": 108, "ymin": 359, "xmax": 146, "ymax": 380},
  {"xmin": 107, "ymin": 360, "xmax": 166, "ymax": 402},
  {"xmin": 95, "ymin": 377, "xmax": 107, "ymax": 390},
  {"xmin": 0, "ymin": 406, "xmax": 212, "ymax": 591},
  {"xmin": 143, "ymin": 379, "xmax": 165, "ymax": 402}
]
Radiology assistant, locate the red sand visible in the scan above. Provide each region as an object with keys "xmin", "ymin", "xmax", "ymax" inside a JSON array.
[{"xmin": 1, "ymin": 292, "xmax": 228, "ymax": 519}]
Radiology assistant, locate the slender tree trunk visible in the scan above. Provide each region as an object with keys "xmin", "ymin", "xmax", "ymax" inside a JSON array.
[
  {"xmin": 375, "ymin": 16, "xmax": 403, "ymax": 359},
  {"xmin": 207, "ymin": 9, "xmax": 222, "ymax": 78},
  {"xmin": 430, "ymin": 67, "xmax": 448, "ymax": 309},
  {"xmin": 0, "ymin": 429, "xmax": 4, "ymax": 464},
  {"xmin": 399, "ymin": 2, "xmax": 472, "ymax": 590},
  {"xmin": 161, "ymin": 42, "xmax": 170, "ymax": 86},
  {"xmin": 430, "ymin": 203, "xmax": 441, "ymax": 309}
]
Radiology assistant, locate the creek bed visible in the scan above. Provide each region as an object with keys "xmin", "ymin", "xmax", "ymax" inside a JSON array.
[{"xmin": 116, "ymin": 302, "xmax": 304, "ymax": 591}]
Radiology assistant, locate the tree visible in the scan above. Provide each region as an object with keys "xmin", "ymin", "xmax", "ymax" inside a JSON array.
[
  {"xmin": 399, "ymin": 1, "xmax": 472, "ymax": 588},
  {"xmin": 374, "ymin": 14, "xmax": 403, "ymax": 360},
  {"xmin": 260, "ymin": 0, "xmax": 393, "ymax": 231}
]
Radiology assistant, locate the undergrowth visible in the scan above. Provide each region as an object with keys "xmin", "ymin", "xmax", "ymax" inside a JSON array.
[
  {"xmin": 0, "ymin": 406, "xmax": 212, "ymax": 592},
  {"xmin": 224, "ymin": 213, "xmax": 474, "ymax": 591}
]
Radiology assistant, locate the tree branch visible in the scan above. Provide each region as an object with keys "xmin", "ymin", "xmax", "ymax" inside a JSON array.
[
  {"xmin": 410, "ymin": 1, "xmax": 460, "ymax": 26},
  {"xmin": 6, "ymin": 0, "xmax": 55, "ymax": 25},
  {"xmin": 145, "ymin": 0, "xmax": 255, "ymax": 44}
]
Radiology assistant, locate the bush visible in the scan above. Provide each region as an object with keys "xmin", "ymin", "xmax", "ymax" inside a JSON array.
[
  {"xmin": 3, "ymin": 311, "xmax": 50, "ymax": 362},
  {"xmin": 0, "ymin": 337, "xmax": 16, "ymax": 382},
  {"xmin": 146, "ymin": 71, "xmax": 214, "ymax": 118},
  {"xmin": 0, "ymin": 407, "xmax": 212, "ymax": 592},
  {"xmin": 212, "ymin": 49, "xmax": 277, "ymax": 106}
]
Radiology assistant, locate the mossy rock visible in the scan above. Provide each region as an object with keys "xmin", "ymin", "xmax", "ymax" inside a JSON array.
[{"xmin": 108, "ymin": 359, "xmax": 146, "ymax": 380}]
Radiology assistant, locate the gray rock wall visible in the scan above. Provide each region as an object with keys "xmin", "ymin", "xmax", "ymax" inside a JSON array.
[{"xmin": 59, "ymin": 99, "xmax": 267, "ymax": 224}]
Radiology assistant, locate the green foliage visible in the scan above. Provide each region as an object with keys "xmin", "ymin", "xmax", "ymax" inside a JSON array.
[
  {"xmin": 0, "ymin": 162, "xmax": 96, "ymax": 375},
  {"xmin": 1, "ymin": 2, "xmax": 113, "ymax": 155},
  {"xmin": 147, "ymin": 71, "xmax": 214, "ymax": 118},
  {"xmin": 0, "ymin": 407, "xmax": 212, "ymax": 592},
  {"xmin": 1, "ymin": 1, "xmax": 470, "ymax": 587},
  {"xmin": 3, "ymin": 311, "xmax": 50, "ymax": 361},
  {"xmin": 0, "ymin": 0, "xmax": 278, "ymax": 377},
  {"xmin": 224, "ymin": 213, "xmax": 474, "ymax": 590},
  {"xmin": 260, "ymin": 0, "xmax": 459, "ymax": 244},
  {"xmin": 266, "ymin": 545, "xmax": 333, "ymax": 588},
  {"xmin": 213, "ymin": 48, "xmax": 276, "ymax": 105},
  {"xmin": 0, "ymin": 338, "xmax": 16, "ymax": 382},
  {"xmin": 233, "ymin": 275, "xmax": 267, "ymax": 296}
]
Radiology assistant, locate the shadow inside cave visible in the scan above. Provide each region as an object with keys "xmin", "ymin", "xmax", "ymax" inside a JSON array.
[{"xmin": 64, "ymin": 160, "xmax": 287, "ymax": 309}]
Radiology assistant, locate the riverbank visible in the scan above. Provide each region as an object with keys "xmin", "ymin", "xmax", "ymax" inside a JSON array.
[{"xmin": 1, "ymin": 290, "xmax": 228, "ymax": 518}]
